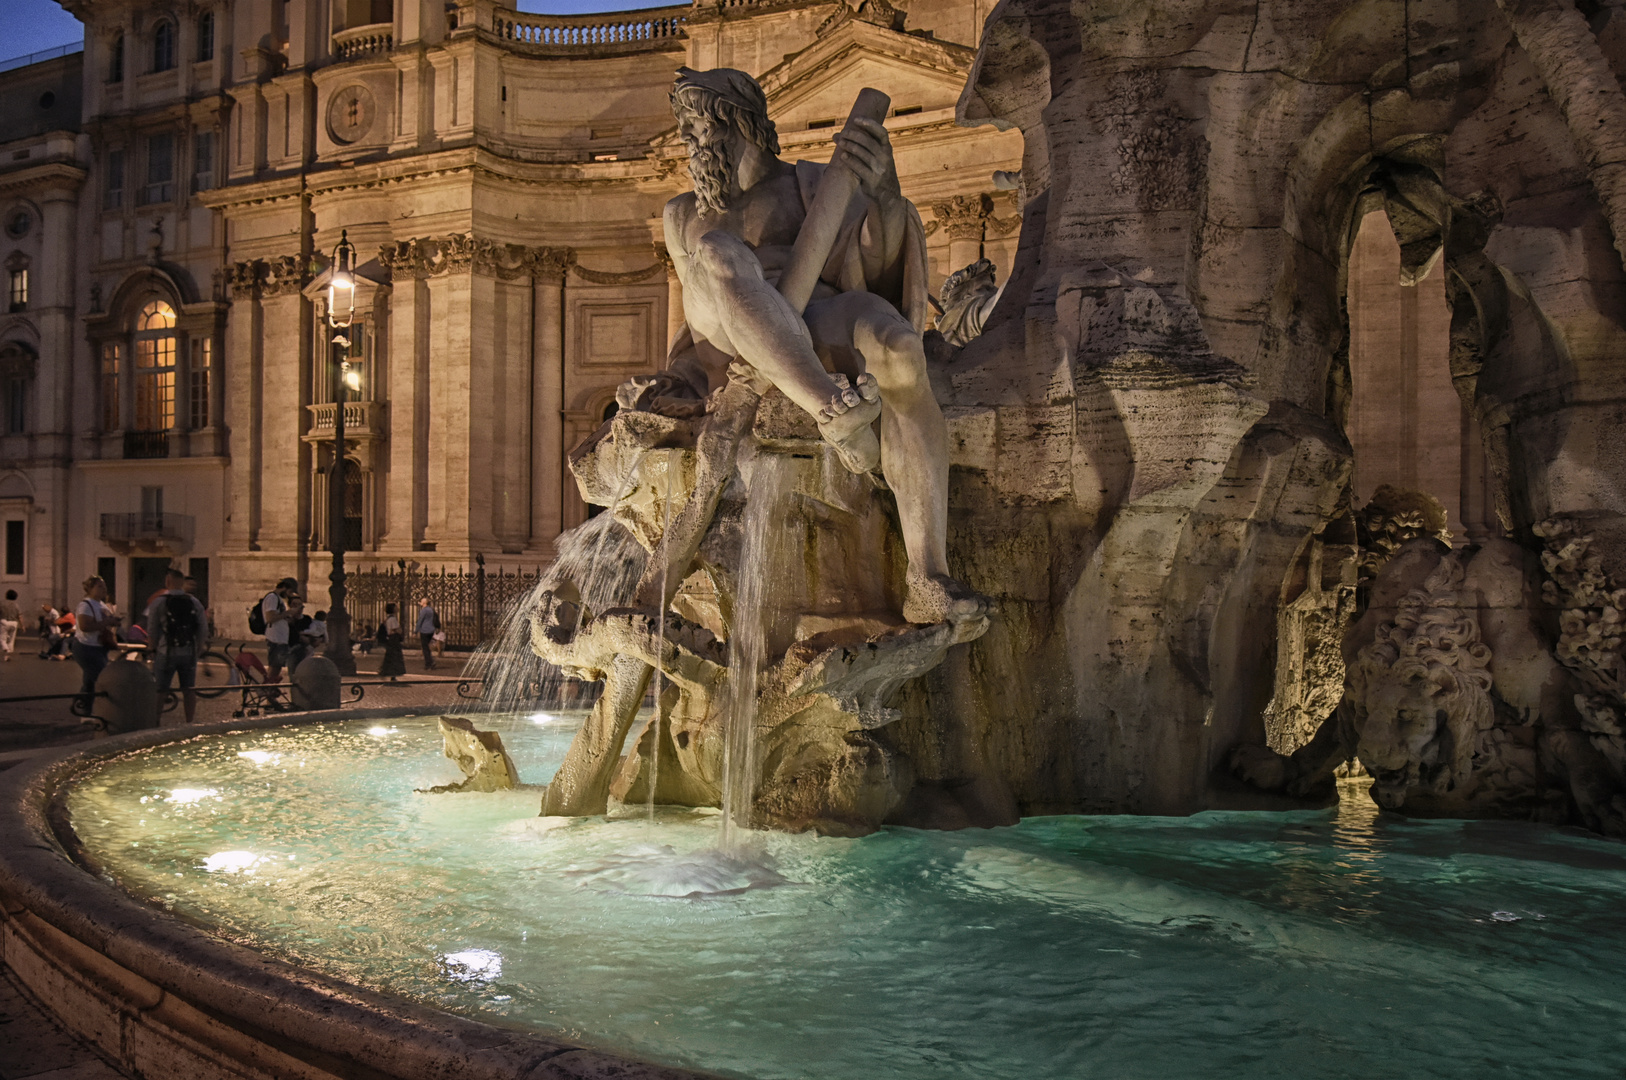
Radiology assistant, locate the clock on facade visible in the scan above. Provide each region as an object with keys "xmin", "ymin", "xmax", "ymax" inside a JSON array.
[{"xmin": 327, "ymin": 84, "xmax": 376, "ymax": 145}]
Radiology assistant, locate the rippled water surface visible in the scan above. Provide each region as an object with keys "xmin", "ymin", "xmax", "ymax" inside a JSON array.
[{"xmin": 66, "ymin": 715, "xmax": 1626, "ymax": 1079}]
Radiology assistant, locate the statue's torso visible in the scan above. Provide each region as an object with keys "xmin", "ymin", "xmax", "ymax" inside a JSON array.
[{"xmin": 675, "ymin": 171, "xmax": 807, "ymax": 278}]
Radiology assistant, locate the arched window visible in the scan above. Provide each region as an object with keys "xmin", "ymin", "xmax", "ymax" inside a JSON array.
[
  {"xmin": 133, "ymin": 300, "xmax": 177, "ymax": 436},
  {"xmin": 196, "ymin": 11, "xmax": 215, "ymax": 62},
  {"xmin": 108, "ymin": 33, "xmax": 124, "ymax": 83},
  {"xmin": 152, "ymin": 20, "xmax": 175, "ymax": 73},
  {"xmin": 0, "ymin": 343, "xmax": 36, "ymax": 436}
]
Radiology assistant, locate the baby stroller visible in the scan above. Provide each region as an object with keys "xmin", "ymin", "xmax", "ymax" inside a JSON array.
[{"xmin": 225, "ymin": 644, "xmax": 286, "ymax": 716}]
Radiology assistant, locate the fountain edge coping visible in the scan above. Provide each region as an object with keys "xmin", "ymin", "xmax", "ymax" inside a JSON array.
[{"xmin": 0, "ymin": 708, "xmax": 721, "ymax": 1080}]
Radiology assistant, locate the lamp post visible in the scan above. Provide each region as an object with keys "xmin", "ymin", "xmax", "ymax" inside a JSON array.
[{"xmin": 325, "ymin": 229, "xmax": 359, "ymax": 676}]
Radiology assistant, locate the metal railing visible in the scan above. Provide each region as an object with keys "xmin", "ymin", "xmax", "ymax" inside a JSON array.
[
  {"xmin": 332, "ymin": 23, "xmax": 394, "ymax": 60},
  {"xmin": 0, "ymin": 42, "xmax": 83, "ymax": 75},
  {"xmin": 99, "ymin": 512, "xmax": 192, "ymax": 544},
  {"xmin": 346, "ymin": 561, "xmax": 545, "ymax": 651},
  {"xmin": 491, "ymin": 6, "xmax": 687, "ymax": 51},
  {"xmin": 123, "ymin": 430, "xmax": 169, "ymax": 459}
]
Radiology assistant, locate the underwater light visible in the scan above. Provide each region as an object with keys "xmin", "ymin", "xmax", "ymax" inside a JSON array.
[
  {"xmin": 528, "ymin": 712, "xmax": 557, "ymax": 725},
  {"xmin": 167, "ymin": 788, "xmax": 219, "ymax": 805},
  {"xmin": 202, "ymin": 851, "xmax": 260, "ymax": 874},
  {"xmin": 237, "ymin": 750, "xmax": 278, "ymax": 766},
  {"xmin": 441, "ymin": 949, "xmax": 503, "ymax": 983},
  {"xmin": 368, "ymin": 726, "xmax": 396, "ymax": 736}
]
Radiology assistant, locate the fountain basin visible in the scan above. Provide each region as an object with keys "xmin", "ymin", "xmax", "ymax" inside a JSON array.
[
  {"xmin": 8, "ymin": 711, "xmax": 1626, "ymax": 1080},
  {"xmin": 0, "ymin": 708, "xmax": 705, "ymax": 1080}
]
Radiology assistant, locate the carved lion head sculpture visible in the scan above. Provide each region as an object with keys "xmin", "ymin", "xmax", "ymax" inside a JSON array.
[{"xmin": 1348, "ymin": 555, "xmax": 1495, "ymax": 807}]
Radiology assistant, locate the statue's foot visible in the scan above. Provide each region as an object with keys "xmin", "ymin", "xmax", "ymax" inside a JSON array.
[
  {"xmin": 816, "ymin": 373, "xmax": 882, "ymax": 474},
  {"xmin": 903, "ymin": 571, "xmax": 991, "ymax": 630}
]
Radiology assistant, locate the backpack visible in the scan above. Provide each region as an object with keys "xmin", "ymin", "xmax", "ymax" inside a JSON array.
[
  {"xmin": 161, "ymin": 594, "xmax": 198, "ymax": 651},
  {"xmin": 248, "ymin": 592, "xmax": 277, "ymax": 636}
]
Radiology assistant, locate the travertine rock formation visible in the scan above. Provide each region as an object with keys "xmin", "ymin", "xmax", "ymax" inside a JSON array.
[
  {"xmin": 419, "ymin": 717, "xmax": 521, "ymax": 794},
  {"xmin": 540, "ymin": 0, "xmax": 1626, "ymax": 835}
]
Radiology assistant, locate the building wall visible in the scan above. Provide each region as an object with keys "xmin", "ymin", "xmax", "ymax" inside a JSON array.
[{"xmin": 29, "ymin": 0, "xmax": 1020, "ymax": 635}]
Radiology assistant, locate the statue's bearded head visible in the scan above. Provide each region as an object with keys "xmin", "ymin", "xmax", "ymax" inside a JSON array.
[{"xmin": 671, "ymin": 67, "xmax": 779, "ymax": 217}]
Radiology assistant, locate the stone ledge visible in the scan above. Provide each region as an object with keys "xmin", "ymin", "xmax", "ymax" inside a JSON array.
[{"xmin": 0, "ymin": 708, "xmax": 718, "ymax": 1080}]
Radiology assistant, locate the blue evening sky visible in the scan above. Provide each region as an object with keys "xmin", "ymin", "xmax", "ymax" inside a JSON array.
[{"xmin": 0, "ymin": 0, "xmax": 674, "ymax": 67}]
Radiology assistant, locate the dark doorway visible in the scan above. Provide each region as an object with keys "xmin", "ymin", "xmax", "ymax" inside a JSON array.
[
  {"xmin": 97, "ymin": 557, "xmax": 117, "ymax": 608},
  {"xmin": 131, "ymin": 557, "xmax": 172, "ymax": 628},
  {"xmin": 342, "ymin": 458, "xmax": 363, "ymax": 551},
  {"xmin": 188, "ymin": 556, "xmax": 209, "ymax": 607}
]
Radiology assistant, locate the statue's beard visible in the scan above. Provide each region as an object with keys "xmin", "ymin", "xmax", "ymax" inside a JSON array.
[{"xmin": 684, "ymin": 134, "xmax": 733, "ymax": 217}]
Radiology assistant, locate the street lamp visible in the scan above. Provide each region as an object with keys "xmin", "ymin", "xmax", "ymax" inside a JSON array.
[{"xmin": 324, "ymin": 229, "xmax": 359, "ymax": 675}]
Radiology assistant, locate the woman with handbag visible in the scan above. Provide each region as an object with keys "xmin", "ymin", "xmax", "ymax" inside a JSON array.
[{"xmin": 72, "ymin": 576, "xmax": 120, "ymax": 709}]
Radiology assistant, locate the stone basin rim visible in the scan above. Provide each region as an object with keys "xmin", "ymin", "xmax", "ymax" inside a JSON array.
[{"xmin": 0, "ymin": 707, "xmax": 718, "ymax": 1080}]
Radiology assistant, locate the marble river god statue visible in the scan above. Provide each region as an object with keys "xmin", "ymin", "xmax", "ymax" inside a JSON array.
[{"xmin": 532, "ymin": 68, "xmax": 992, "ymax": 834}]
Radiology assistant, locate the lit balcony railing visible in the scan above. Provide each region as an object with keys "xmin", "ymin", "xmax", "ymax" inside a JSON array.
[
  {"xmin": 99, "ymin": 512, "xmax": 194, "ymax": 554},
  {"xmin": 489, "ymin": 6, "xmax": 687, "ymax": 52},
  {"xmin": 305, "ymin": 399, "xmax": 386, "ymax": 438},
  {"xmin": 332, "ymin": 23, "xmax": 394, "ymax": 60}
]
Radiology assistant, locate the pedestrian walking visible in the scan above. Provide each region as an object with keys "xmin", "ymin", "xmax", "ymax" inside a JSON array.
[
  {"xmin": 0, "ymin": 589, "xmax": 20, "ymax": 661},
  {"xmin": 71, "ymin": 576, "xmax": 119, "ymax": 709},
  {"xmin": 377, "ymin": 603, "xmax": 406, "ymax": 679},
  {"xmin": 254, "ymin": 577, "xmax": 297, "ymax": 684},
  {"xmin": 145, "ymin": 567, "xmax": 208, "ymax": 723},
  {"xmin": 416, "ymin": 596, "xmax": 440, "ymax": 670}
]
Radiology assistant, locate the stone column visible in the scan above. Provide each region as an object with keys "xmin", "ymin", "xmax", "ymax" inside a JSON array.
[
  {"xmin": 529, "ymin": 247, "xmax": 573, "ymax": 554},
  {"xmin": 255, "ymin": 270, "xmax": 310, "ymax": 554},
  {"xmin": 933, "ymin": 193, "xmax": 994, "ymax": 275},
  {"xmin": 658, "ymin": 245, "xmax": 684, "ymax": 349},
  {"xmin": 423, "ymin": 267, "xmax": 473, "ymax": 553},
  {"xmin": 224, "ymin": 265, "xmax": 262, "ymax": 547},
  {"xmin": 380, "ymin": 256, "xmax": 429, "ymax": 553}
]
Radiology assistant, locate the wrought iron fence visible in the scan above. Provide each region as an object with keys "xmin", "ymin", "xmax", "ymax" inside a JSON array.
[{"xmin": 345, "ymin": 560, "xmax": 544, "ymax": 650}]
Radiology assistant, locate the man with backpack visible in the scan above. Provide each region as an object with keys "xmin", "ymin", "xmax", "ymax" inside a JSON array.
[
  {"xmin": 249, "ymin": 577, "xmax": 298, "ymax": 684},
  {"xmin": 145, "ymin": 566, "xmax": 209, "ymax": 723}
]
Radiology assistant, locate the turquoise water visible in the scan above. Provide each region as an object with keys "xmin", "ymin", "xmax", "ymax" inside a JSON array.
[{"xmin": 66, "ymin": 715, "xmax": 1626, "ymax": 1080}]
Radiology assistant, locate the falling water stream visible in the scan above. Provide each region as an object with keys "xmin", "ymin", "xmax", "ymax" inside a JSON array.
[{"xmin": 719, "ymin": 454, "xmax": 801, "ymax": 852}]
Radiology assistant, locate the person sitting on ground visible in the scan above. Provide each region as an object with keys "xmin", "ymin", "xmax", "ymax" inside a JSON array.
[
  {"xmin": 0, "ymin": 589, "xmax": 21, "ymax": 662},
  {"xmin": 38, "ymin": 603, "xmax": 66, "ymax": 659},
  {"xmin": 144, "ymin": 567, "xmax": 208, "ymax": 724}
]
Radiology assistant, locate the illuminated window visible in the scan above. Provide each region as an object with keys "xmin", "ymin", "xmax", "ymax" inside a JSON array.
[
  {"xmin": 100, "ymin": 342, "xmax": 121, "ymax": 429},
  {"xmin": 134, "ymin": 300, "xmax": 176, "ymax": 432},
  {"xmin": 7, "ymin": 269, "xmax": 25, "ymax": 312},
  {"xmin": 189, "ymin": 337, "xmax": 211, "ymax": 429}
]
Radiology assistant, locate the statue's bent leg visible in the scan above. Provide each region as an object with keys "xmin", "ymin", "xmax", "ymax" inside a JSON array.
[
  {"xmin": 688, "ymin": 231, "xmax": 880, "ymax": 468},
  {"xmin": 806, "ymin": 293, "xmax": 989, "ymax": 627}
]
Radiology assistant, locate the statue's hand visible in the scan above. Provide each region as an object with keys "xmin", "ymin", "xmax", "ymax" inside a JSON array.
[{"xmin": 834, "ymin": 117, "xmax": 902, "ymax": 205}]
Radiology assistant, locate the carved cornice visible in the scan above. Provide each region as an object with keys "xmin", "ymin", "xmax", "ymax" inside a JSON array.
[
  {"xmin": 225, "ymin": 254, "xmax": 308, "ymax": 298},
  {"xmin": 571, "ymin": 260, "xmax": 666, "ymax": 285},
  {"xmin": 379, "ymin": 235, "xmax": 582, "ymax": 283}
]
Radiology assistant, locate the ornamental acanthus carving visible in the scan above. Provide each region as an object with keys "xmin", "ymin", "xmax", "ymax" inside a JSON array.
[{"xmin": 225, "ymin": 254, "xmax": 310, "ymax": 298}]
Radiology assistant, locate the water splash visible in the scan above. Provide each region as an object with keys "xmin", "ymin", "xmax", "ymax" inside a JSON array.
[
  {"xmin": 647, "ymin": 459, "xmax": 676, "ymax": 822},
  {"xmin": 463, "ymin": 511, "xmax": 647, "ymax": 716},
  {"xmin": 567, "ymin": 843, "xmax": 792, "ymax": 898},
  {"xmin": 719, "ymin": 454, "xmax": 801, "ymax": 852}
]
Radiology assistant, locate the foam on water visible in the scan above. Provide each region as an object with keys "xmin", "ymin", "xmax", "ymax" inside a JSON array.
[{"xmin": 65, "ymin": 717, "xmax": 1626, "ymax": 1080}]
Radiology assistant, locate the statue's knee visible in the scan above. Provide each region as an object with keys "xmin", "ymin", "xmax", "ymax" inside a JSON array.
[{"xmin": 858, "ymin": 310, "xmax": 924, "ymax": 363}]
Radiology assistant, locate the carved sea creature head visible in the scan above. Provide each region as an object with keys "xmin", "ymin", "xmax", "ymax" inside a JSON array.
[
  {"xmin": 671, "ymin": 67, "xmax": 779, "ymax": 216},
  {"xmin": 1349, "ymin": 556, "xmax": 1495, "ymax": 806},
  {"xmin": 940, "ymin": 258, "xmax": 997, "ymax": 310}
]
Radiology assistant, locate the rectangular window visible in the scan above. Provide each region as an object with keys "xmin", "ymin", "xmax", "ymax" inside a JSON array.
[
  {"xmin": 104, "ymin": 148, "xmax": 124, "ymax": 210},
  {"xmin": 4, "ymin": 520, "xmax": 23, "ymax": 577},
  {"xmin": 135, "ymin": 336, "xmax": 176, "ymax": 430},
  {"xmin": 189, "ymin": 337, "xmax": 211, "ymax": 428},
  {"xmin": 197, "ymin": 12, "xmax": 215, "ymax": 62},
  {"xmin": 100, "ymin": 341, "xmax": 121, "ymax": 429},
  {"xmin": 6, "ymin": 378, "xmax": 24, "ymax": 435},
  {"xmin": 191, "ymin": 130, "xmax": 214, "ymax": 193},
  {"xmin": 7, "ymin": 269, "xmax": 26, "ymax": 311},
  {"xmin": 142, "ymin": 133, "xmax": 174, "ymax": 205}
]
